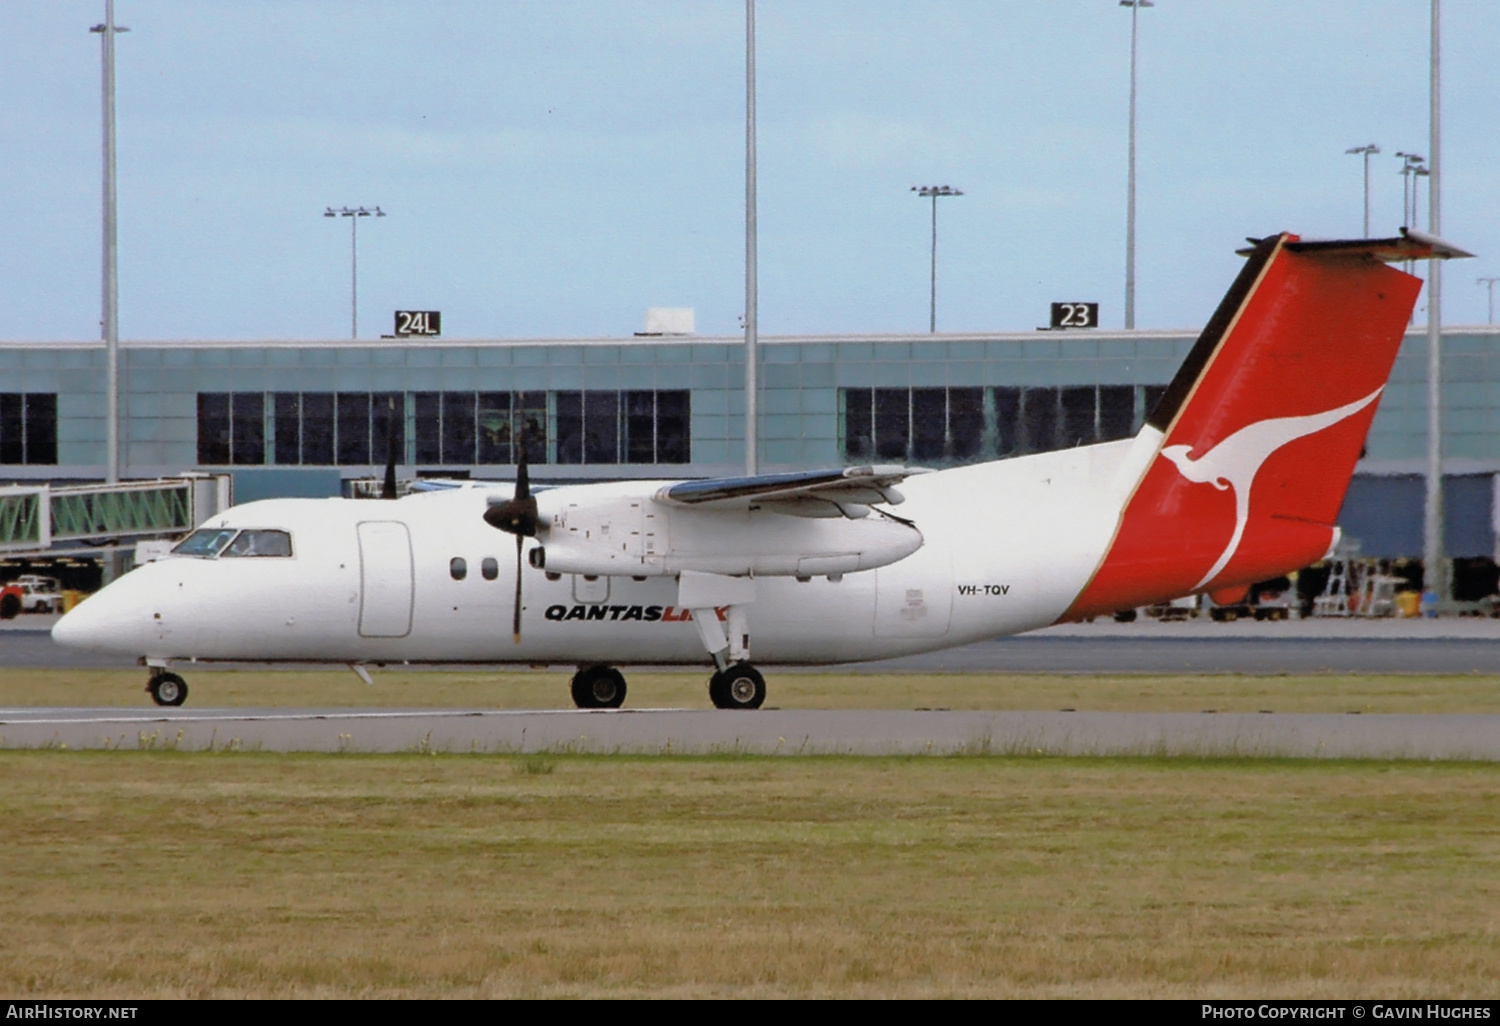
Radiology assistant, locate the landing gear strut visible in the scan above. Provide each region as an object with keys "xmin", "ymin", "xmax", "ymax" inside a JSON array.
[
  {"xmin": 709, "ymin": 662, "xmax": 765, "ymax": 710},
  {"xmin": 570, "ymin": 665, "xmax": 627, "ymax": 709},
  {"xmin": 147, "ymin": 671, "xmax": 188, "ymax": 707}
]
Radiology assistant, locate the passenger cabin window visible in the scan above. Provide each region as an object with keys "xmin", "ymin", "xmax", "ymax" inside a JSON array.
[
  {"xmin": 172, "ymin": 528, "xmax": 238, "ymax": 557},
  {"xmin": 220, "ymin": 530, "xmax": 293, "ymax": 558},
  {"xmin": 481, "ymin": 557, "xmax": 499, "ymax": 581},
  {"xmin": 450, "ymin": 557, "xmax": 467, "ymax": 581}
]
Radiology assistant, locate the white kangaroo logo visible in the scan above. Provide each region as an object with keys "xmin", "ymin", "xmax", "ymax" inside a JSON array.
[{"xmin": 1160, "ymin": 387, "xmax": 1382, "ymax": 591}]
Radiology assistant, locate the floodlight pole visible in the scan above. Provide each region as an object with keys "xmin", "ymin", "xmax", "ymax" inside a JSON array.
[
  {"xmin": 324, "ymin": 206, "xmax": 385, "ymax": 339},
  {"xmin": 91, "ymin": 2, "xmax": 128, "ymax": 485},
  {"xmin": 745, "ymin": 0, "xmax": 759, "ymax": 476},
  {"xmin": 911, "ymin": 186, "xmax": 962, "ymax": 333},
  {"xmin": 1423, "ymin": 0, "xmax": 1445, "ymax": 606},
  {"xmin": 1121, "ymin": 0, "xmax": 1152, "ymax": 329},
  {"xmin": 1345, "ymin": 144, "xmax": 1379, "ymax": 236},
  {"xmin": 1396, "ymin": 152, "xmax": 1426, "ymax": 280},
  {"xmin": 1479, "ymin": 278, "xmax": 1500, "ymax": 325},
  {"xmin": 1396, "ymin": 152, "xmax": 1425, "ymax": 231}
]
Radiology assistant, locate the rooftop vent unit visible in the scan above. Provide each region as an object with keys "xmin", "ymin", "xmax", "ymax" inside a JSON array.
[{"xmin": 637, "ymin": 307, "xmax": 694, "ymax": 337}]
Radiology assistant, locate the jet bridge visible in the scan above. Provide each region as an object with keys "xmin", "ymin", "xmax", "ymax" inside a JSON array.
[{"xmin": 0, "ymin": 474, "xmax": 230, "ymax": 556}]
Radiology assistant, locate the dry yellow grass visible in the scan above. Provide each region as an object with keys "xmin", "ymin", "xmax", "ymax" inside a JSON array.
[
  {"xmin": 2, "ymin": 666, "xmax": 1499, "ymax": 714},
  {"xmin": 1, "ymin": 752, "xmax": 1497, "ymax": 998}
]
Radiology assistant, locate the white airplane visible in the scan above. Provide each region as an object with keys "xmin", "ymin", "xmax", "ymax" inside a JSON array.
[{"xmin": 52, "ymin": 230, "xmax": 1467, "ymax": 709}]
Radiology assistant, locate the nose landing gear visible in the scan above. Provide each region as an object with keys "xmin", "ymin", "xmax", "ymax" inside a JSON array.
[
  {"xmin": 708, "ymin": 662, "xmax": 766, "ymax": 710},
  {"xmin": 570, "ymin": 665, "xmax": 627, "ymax": 709},
  {"xmin": 147, "ymin": 671, "xmax": 188, "ymax": 707}
]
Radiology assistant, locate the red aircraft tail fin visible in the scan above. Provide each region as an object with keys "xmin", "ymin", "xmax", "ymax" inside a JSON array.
[{"xmin": 1065, "ymin": 230, "xmax": 1466, "ymax": 621}]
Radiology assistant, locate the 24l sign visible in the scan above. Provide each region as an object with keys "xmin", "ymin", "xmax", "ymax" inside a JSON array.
[{"xmin": 395, "ymin": 310, "xmax": 441, "ymax": 337}]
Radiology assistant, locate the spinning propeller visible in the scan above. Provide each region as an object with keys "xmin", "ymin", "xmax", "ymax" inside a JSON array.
[
  {"xmin": 380, "ymin": 395, "xmax": 399, "ymax": 500},
  {"xmin": 482, "ymin": 432, "xmax": 540, "ymax": 643}
]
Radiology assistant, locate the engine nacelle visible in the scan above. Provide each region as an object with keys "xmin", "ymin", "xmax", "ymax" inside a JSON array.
[{"xmin": 529, "ymin": 484, "xmax": 922, "ymax": 578}]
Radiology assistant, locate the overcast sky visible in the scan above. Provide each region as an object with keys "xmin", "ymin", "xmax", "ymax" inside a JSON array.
[{"xmin": 2, "ymin": 1, "xmax": 1497, "ymax": 341}]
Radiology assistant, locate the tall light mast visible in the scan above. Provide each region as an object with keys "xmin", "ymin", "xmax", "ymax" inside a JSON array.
[
  {"xmin": 744, "ymin": 0, "xmax": 759, "ymax": 475},
  {"xmin": 1121, "ymin": 0, "xmax": 1152, "ymax": 329},
  {"xmin": 323, "ymin": 206, "xmax": 385, "ymax": 339},
  {"xmin": 911, "ymin": 186, "xmax": 963, "ymax": 333},
  {"xmin": 1345, "ymin": 143, "xmax": 1380, "ymax": 236},
  {"xmin": 91, "ymin": 1, "xmax": 128, "ymax": 485},
  {"xmin": 1423, "ymin": 0, "xmax": 1445, "ymax": 607}
]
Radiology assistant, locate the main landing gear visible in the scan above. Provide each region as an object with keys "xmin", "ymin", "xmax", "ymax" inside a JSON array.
[
  {"xmin": 566, "ymin": 662, "xmax": 767, "ymax": 710},
  {"xmin": 570, "ymin": 664, "xmax": 627, "ymax": 709},
  {"xmin": 569, "ymin": 572, "xmax": 770, "ymax": 711},
  {"xmin": 708, "ymin": 662, "xmax": 765, "ymax": 710},
  {"xmin": 147, "ymin": 670, "xmax": 188, "ymax": 707},
  {"xmin": 674, "ymin": 572, "xmax": 766, "ymax": 710}
]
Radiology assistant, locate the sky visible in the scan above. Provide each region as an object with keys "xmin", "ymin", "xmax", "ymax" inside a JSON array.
[{"xmin": 2, "ymin": 1, "xmax": 1498, "ymax": 342}]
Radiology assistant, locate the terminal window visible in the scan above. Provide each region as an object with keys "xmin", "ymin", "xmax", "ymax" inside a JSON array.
[
  {"xmin": 841, "ymin": 384, "xmax": 1155, "ymax": 464},
  {"xmin": 412, "ymin": 391, "xmax": 547, "ymax": 466},
  {"xmin": 0, "ymin": 393, "xmax": 57, "ymax": 465},
  {"xmin": 554, "ymin": 390, "xmax": 689, "ymax": 465},
  {"xmin": 204, "ymin": 391, "xmax": 400, "ymax": 467},
  {"xmin": 843, "ymin": 387, "xmax": 985, "ymax": 463},
  {"xmin": 198, "ymin": 389, "xmax": 690, "ymax": 467},
  {"xmin": 196, "ymin": 393, "xmax": 263, "ymax": 466}
]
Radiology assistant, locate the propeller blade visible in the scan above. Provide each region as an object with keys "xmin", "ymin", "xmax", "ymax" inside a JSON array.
[
  {"xmin": 381, "ymin": 396, "xmax": 399, "ymax": 500},
  {"xmin": 515, "ymin": 428, "xmax": 530, "ymax": 500},
  {"xmin": 483, "ymin": 420, "xmax": 542, "ymax": 535},
  {"xmin": 513, "ymin": 533, "xmax": 524, "ymax": 643},
  {"xmin": 486, "ymin": 421, "xmax": 534, "ymax": 644}
]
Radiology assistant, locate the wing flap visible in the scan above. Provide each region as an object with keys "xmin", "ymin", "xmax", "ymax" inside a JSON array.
[{"xmin": 656, "ymin": 465, "xmax": 927, "ymax": 517}]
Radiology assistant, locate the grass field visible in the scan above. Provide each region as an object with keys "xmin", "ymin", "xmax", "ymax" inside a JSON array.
[
  {"xmin": 1, "ymin": 751, "xmax": 1497, "ymax": 998},
  {"xmin": 4, "ymin": 666, "xmax": 1500, "ymax": 714},
  {"xmin": 5, "ymin": 670, "xmax": 1496, "ymax": 996}
]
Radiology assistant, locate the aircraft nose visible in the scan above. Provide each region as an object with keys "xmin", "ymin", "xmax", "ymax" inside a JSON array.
[{"xmin": 51, "ymin": 586, "xmax": 145, "ymax": 654}]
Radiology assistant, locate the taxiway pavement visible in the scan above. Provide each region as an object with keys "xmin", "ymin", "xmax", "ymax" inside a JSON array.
[
  {"xmin": 7, "ymin": 614, "xmax": 1497, "ymax": 759},
  {"xmin": 1, "ymin": 706, "xmax": 1495, "ymax": 760}
]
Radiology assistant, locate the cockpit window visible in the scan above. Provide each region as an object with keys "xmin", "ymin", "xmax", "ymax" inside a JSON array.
[
  {"xmin": 221, "ymin": 530, "xmax": 294, "ymax": 558},
  {"xmin": 172, "ymin": 528, "xmax": 238, "ymax": 557}
]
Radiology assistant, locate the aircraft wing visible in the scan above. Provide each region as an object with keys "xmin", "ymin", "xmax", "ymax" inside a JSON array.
[{"xmin": 654, "ymin": 465, "xmax": 928, "ymax": 519}]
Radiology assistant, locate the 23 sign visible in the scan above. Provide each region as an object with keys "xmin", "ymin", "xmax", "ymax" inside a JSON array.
[{"xmin": 1049, "ymin": 302, "xmax": 1098, "ymax": 329}]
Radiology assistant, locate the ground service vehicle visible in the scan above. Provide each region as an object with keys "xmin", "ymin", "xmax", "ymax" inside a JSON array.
[{"xmin": 15, "ymin": 575, "xmax": 63, "ymax": 614}]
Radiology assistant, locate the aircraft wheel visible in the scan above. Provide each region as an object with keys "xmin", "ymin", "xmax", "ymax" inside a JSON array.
[
  {"xmin": 570, "ymin": 665, "xmax": 626, "ymax": 710},
  {"xmin": 148, "ymin": 671, "xmax": 188, "ymax": 707},
  {"xmin": 709, "ymin": 662, "xmax": 766, "ymax": 711}
]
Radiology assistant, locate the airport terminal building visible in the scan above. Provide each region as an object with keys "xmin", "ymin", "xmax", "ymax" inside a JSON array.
[{"xmin": 3, "ymin": 325, "xmax": 1499, "ymax": 561}]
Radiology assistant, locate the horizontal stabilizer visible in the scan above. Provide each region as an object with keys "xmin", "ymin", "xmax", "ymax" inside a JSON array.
[{"xmin": 1237, "ymin": 227, "xmax": 1474, "ymax": 262}]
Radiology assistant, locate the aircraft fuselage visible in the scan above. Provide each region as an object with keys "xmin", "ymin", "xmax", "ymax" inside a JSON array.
[{"xmin": 55, "ymin": 434, "xmax": 1145, "ymax": 668}]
